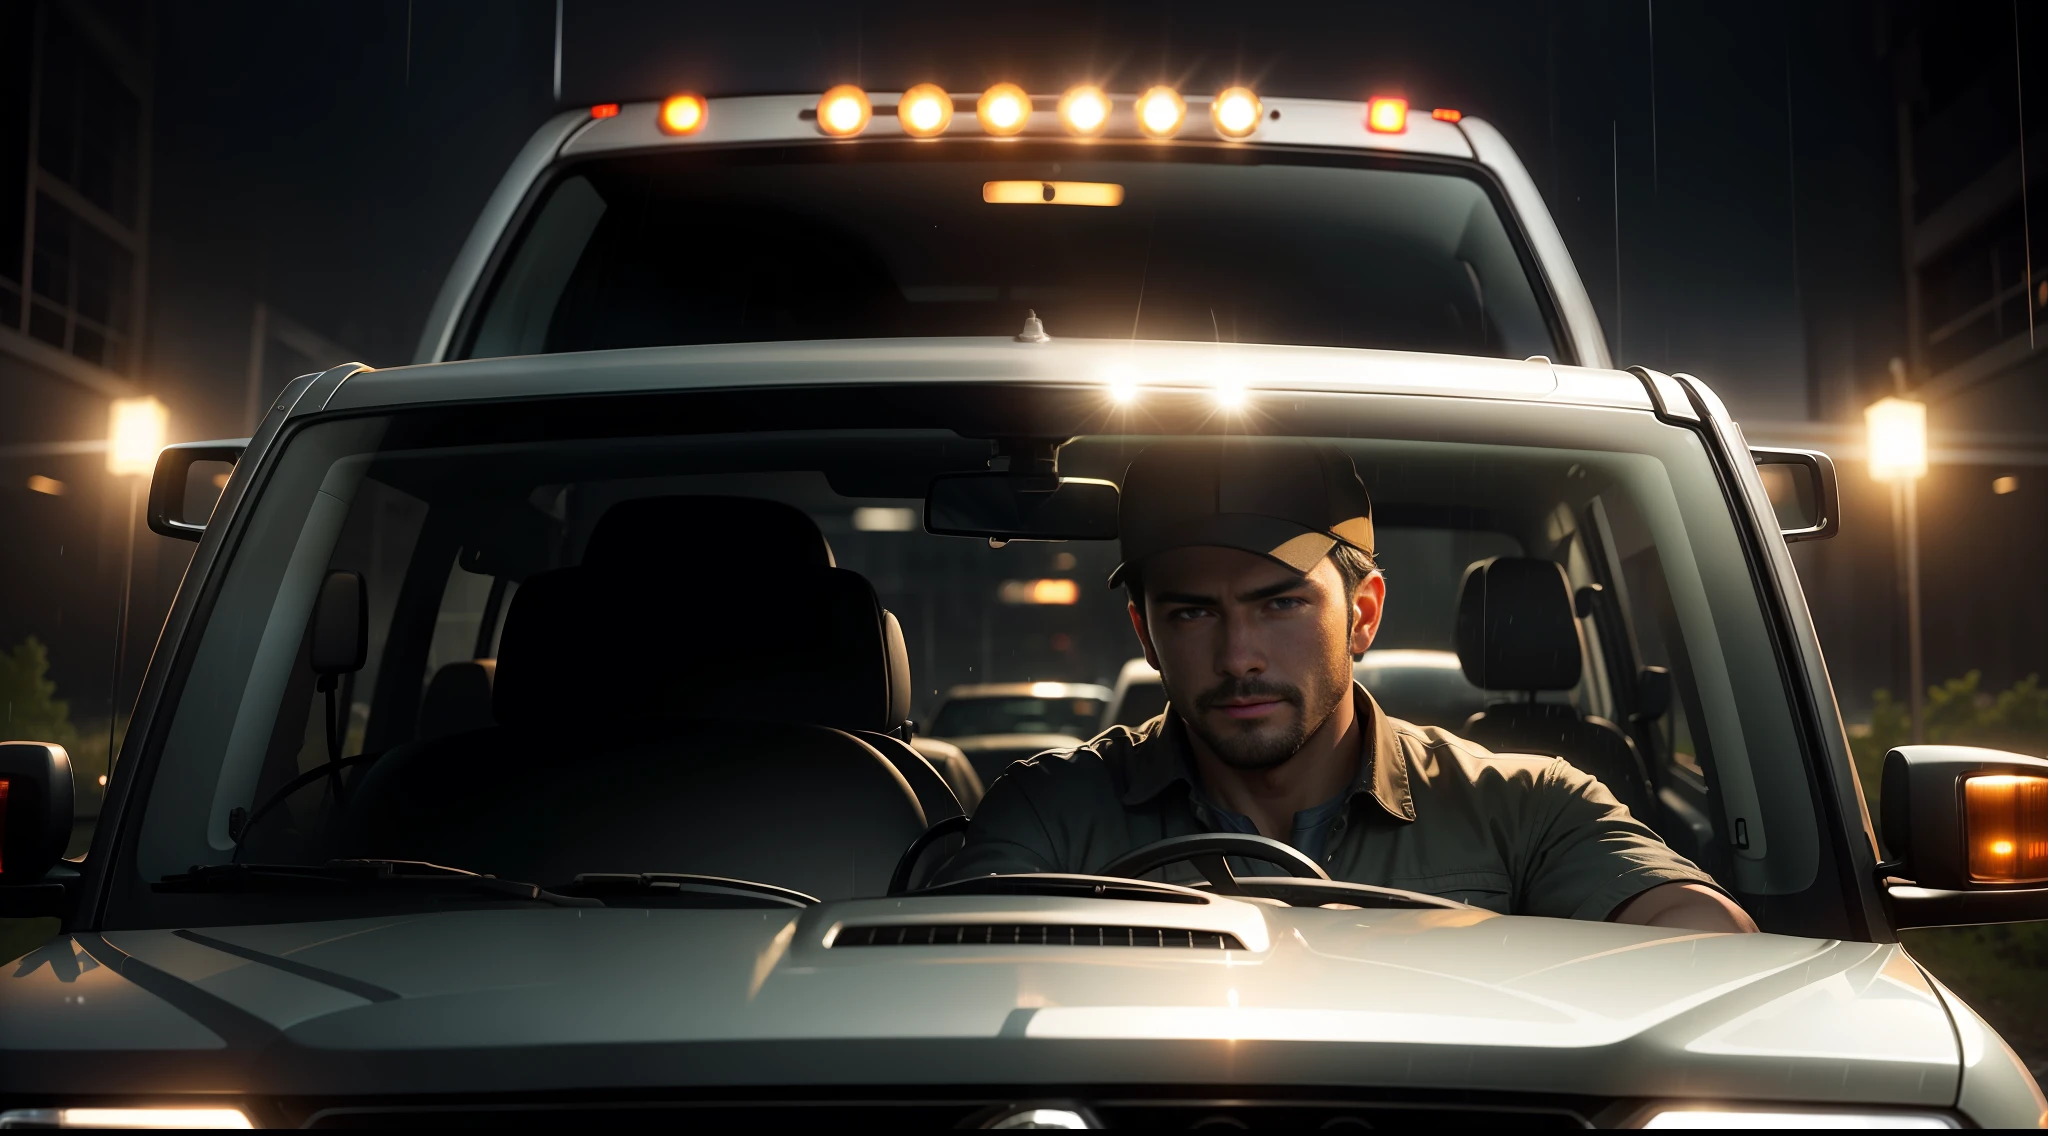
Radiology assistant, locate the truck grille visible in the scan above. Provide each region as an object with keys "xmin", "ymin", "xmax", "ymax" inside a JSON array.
[{"xmin": 830, "ymin": 923, "xmax": 1246, "ymax": 950}]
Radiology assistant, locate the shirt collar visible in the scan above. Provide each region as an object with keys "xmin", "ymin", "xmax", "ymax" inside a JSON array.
[{"xmin": 1118, "ymin": 682, "xmax": 1415, "ymax": 824}]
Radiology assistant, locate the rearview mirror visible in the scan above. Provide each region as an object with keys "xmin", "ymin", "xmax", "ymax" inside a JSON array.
[
  {"xmin": 925, "ymin": 474, "xmax": 1120, "ymax": 541},
  {"xmin": 148, "ymin": 438, "xmax": 249, "ymax": 541},
  {"xmin": 1881, "ymin": 745, "xmax": 2048, "ymax": 928},
  {"xmin": 1750, "ymin": 447, "xmax": 1838, "ymax": 541}
]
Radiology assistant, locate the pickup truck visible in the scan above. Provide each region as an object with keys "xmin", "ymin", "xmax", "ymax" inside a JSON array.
[{"xmin": 2, "ymin": 85, "xmax": 2044, "ymax": 1128}]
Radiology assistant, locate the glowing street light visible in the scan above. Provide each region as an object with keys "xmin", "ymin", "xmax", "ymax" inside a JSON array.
[
  {"xmin": 1865, "ymin": 396, "xmax": 1927, "ymax": 482},
  {"xmin": 1867, "ymin": 392, "xmax": 1928, "ymax": 741},
  {"xmin": 107, "ymin": 396, "xmax": 167, "ymax": 476}
]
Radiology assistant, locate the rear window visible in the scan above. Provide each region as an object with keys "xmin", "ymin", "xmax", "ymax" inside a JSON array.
[{"xmin": 466, "ymin": 146, "xmax": 1560, "ymax": 361}]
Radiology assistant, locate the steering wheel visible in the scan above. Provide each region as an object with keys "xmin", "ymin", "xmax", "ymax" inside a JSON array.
[{"xmin": 1097, "ymin": 833, "xmax": 1329, "ymax": 895}]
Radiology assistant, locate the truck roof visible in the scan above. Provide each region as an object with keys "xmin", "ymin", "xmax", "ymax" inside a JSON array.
[{"xmin": 325, "ymin": 337, "xmax": 1654, "ymax": 415}]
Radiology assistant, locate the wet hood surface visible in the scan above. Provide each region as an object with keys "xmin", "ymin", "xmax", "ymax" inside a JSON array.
[{"xmin": 2, "ymin": 895, "xmax": 1958, "ymax": 1104}]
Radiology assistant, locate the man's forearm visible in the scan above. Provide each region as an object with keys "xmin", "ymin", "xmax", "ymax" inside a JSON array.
[{"xmin": 1610, "ymin": 881, "xmax": 1760, "ymax": 933}]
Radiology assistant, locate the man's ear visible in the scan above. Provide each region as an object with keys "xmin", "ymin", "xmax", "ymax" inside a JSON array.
[
  {"xmin": 1349, "ymin": 572, "xmax": 1385, "ymax": 658},
  {"xmin": 1128, "ymin": 601, "xmax": 1162, "ymax": 671}
]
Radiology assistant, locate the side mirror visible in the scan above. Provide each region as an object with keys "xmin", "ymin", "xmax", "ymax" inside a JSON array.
[
  {"xmin": 0, "ymin": 742, "xmax": 74, "ymax": 887},
  {"xmin": 1750, "ymin": 447, "xmax": 1839, "ymax": 542},
  {"xmin": 148, "ymin": 439, "xmax": 248, "ymax": 541},
  {"xmin": 1880, "ymin": 745, "xmax": 2048, "ymax": 928},
  {"xmin": 925, "ymin": 473, "xmax": 1120, "ymax": 542}
]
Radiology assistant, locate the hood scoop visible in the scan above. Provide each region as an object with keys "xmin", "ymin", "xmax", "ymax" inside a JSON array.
[{"xmin": 830, "ymin": 923, "xmax": 1245, "ymax": 950}]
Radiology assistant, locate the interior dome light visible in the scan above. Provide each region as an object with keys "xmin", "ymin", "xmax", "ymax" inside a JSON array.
[
  {"xmin": 817, "ymin": 85, "xmax": 872, "ymax": 137},
  {"xmin": 898, "ymin": 83, "xmax": 953, "ymax": 138},
  {"xmin": 658, "ymin": 94, "xmax": 707, "ymax": 135},
  {"xmin": 1058, "ymin": 85, "xmax": 1111, "ymax": 136},
  {"xmin": 1367, "ymin": 96, "xmax": 1408, "ymax": 134},
  {"xmin": 1211, "ymin": 86, "xmax": 1262, "ymax": 138},
  {"xmin": 978, "ymin": 83, "xmax": 1031, "ymax": 136},
  {"xmin": 1136, "ymin": 86, "xmax": 1185, "ymax": 138}
]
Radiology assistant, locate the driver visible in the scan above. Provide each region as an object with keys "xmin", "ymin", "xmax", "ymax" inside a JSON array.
[{"xmin": 937, "ymin": 439, "xmax": 1757, "ymax": 933}]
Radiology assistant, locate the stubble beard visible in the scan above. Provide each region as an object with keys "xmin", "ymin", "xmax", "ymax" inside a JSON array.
[{"xmin": 1178, "ymin": 653, "xmax": 1352, "ymax": 772}]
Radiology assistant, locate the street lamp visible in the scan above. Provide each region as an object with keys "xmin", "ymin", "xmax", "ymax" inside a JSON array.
[
  {"xmin": 104, "ymin": 396, "xmax": 167, "ymax": 778},
  {"xmin": 1866, "ymin": 395, "xmax": 1928, "ymax": 742}
]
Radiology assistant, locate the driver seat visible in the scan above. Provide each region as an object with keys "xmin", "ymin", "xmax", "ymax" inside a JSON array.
[{"xmin": 1453, "ymin": 557, "xmax": 1653, "ymax": 816}]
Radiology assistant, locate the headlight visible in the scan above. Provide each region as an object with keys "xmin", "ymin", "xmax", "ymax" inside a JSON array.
[
  {"xmin": 1638, "ymin": 1106, "xmax": 1957, "ymax": 1128},
  {"xmin": 0, "ymin": 1107, "xmax": 254, "ymax": 1128}
]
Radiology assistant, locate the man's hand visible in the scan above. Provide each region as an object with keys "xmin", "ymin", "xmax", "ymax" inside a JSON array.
[{"xmin": 1610, "ymin": 882, "xmax": 1759, "ymax": 933}]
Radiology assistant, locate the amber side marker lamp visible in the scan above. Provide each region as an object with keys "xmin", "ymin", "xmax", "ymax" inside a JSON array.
[
  {"xmin": 658, "ymin": 94, "xmax": 707, "ymax": 135},
  {"xmin": 589, "ymin": 103, "xmax": 620, "ymax": 120},
  {"xmin": 1431, "ymin": 107, "xmax": 1462, "ymax": 123},
  {"xmin": 1966, "ymin": 773, "xmax": 2048, "ymax": 883},
  {"xmin": 817, "ymin": 85, "xmax": 872, "ymax": 137}
]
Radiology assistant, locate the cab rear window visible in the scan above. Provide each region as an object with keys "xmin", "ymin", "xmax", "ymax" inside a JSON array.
[{"xmin": 465, "ymin": 147, "xmax": 1561, "ymax": 361}]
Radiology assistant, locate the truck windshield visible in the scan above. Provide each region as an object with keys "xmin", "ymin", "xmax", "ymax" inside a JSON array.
[
  {"xmin": 126, "ymin": 384, "xmax": 1841, "ymax": 936},
  {"xmin": 463, "ymin": 146, "xmax": 1561, "ymax": 360}
]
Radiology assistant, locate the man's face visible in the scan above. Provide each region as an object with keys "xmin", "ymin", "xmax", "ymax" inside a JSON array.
[{"xmin": 1130, "ymin": 546, "xmax": 1384, "ymax": 770}]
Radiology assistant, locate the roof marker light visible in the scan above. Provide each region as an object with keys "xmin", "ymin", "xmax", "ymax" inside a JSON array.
[
  {"xmin": 1136, "ymin": 86, "xmax": 1185, "ymax": 138},
  {"xmin": 1432, "ymin": 107, "xmax": 1462, "ymax": 122},
  {"xmin": 658, "ymin": 94, "xmax": 707, "ymax": 135},
  {"xmin": 1058, "ymin": 85, "xmax": 1111, "ymax": 136},
  {"xmin": 817, "ymin": 85, "xmax": 871, "ymax": 137},
  {"xmin": 898, "ymin": 83, "xmax": 953, "ymax": 138},
  {"xmin": 1211, "ymin": 87, "xmax": 1262, "ymax": 138},
  {"xmin": 589, "ymin": 103, "xmax": 620, "ymax": 119},
  {"xmin": 1367, "ymin": 97, "xmax": 1408, "ymax": 134},
  {"xmin": 978, "ymin": 83, "xmax": 1031, "ymax": 136}
]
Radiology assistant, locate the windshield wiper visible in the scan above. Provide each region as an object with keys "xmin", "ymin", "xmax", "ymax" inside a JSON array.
[
  {"xmin": 156, "ymin": 859, "xmax": 602, "ymax": 908},
  {"xmin": 554, "ymin": 873, "xmax": 818, "ymax": 909}
]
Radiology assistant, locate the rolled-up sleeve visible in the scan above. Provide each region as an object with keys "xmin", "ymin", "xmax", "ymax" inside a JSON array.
[{"xmin": 1518, "ymin": 758, "xmax": 1723, "ymax": 921}]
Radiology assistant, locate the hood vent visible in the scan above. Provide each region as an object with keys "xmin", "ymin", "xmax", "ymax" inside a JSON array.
[{"xmin": 832, "ymin": 923, "xmax": 1245, "ymax": 950}]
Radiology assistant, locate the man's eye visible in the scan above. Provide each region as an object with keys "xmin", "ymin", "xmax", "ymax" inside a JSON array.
[
  {"xmin": 1269, "ymin": 596, "xmax": 1308, "ymax": 611},
  {"xmin": 1167, "ymin": 607, "xmax": 1210, "ymax": 622}
]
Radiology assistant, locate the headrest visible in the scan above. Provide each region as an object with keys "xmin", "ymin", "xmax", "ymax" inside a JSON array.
[
  {"xmin": 493, "ymin": 562, "xmax": 908, "ymax": 732},
  {"xmin": 418, "ymin": 660, "xmax": 496, "ymax": 740},
  {"xmin": 583, "ymin": 495, "xmax": 835, "ymax": 571},
  {"xmin": 1454, "ymin": 557, "xmax": 1583, "ymax": 692}
]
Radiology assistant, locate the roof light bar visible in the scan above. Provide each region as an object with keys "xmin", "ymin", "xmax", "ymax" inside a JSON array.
[
  {"xmin": 1058, "ymin": 85, "xmax": 1111, "ymax": 136},
  {"xmin": 898, "ymin": 83, "xmax": 953, "ymax": 138},
  {"xmin": 978, "ymin": 83, "xmax": 1031, "ymax": 136},
  {"xmin": 1211, "ymin": 86, "xmax": 1262, "ymax": 138},
  {"xmin": 1367, "ymin": 97, "xmax": 1408, "ymax": 134},
  {"xmin": 658, "ymin": 94, "xmax": 706, "ymax": 135},
  {"xmin": 817, "ymin": 85, "xmax": 871, "ymax": 137},
  {"xmin": 1135, "ymin": 86, "xmax": 1185, "ymax": 138}
]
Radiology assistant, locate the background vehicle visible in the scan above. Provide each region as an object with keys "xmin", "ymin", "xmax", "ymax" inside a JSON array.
[{"xmin": 930, "ymin": 682, "xmax": 1112, "ymax": 786}]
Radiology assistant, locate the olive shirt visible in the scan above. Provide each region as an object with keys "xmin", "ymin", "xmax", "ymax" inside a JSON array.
[{"xmin": 936, "ymin": 685, "xmax": 1719, "ymax": 920}]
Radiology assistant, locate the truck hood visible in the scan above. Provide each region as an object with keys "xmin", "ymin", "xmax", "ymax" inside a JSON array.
[{"xmin": 3, "ymin": 895, "xmax": 1958, "ymax": 1105}]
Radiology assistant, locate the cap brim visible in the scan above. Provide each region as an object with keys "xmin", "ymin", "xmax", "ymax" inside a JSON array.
[{"xmin": 1107, "ymin": 514, "xmax": 1338, "ymax": 588}]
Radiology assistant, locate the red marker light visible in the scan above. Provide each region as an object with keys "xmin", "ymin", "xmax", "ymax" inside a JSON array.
[
  {"xmin": 1367, "ymin": 97, "xmax": 1408, "ymax": 133},
  {"xmin": 589, "ymin": 103, "xmax": 620, "ymax": 119},
  {"xmin": 1431, "ymin": 107, "xmax": 1462, "ymax": 123}
]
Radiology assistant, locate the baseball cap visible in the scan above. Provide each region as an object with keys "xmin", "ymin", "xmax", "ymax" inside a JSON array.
[{"xmin": 1107, "ymin": 439, "xmax": 1374, "ymax": 588}]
